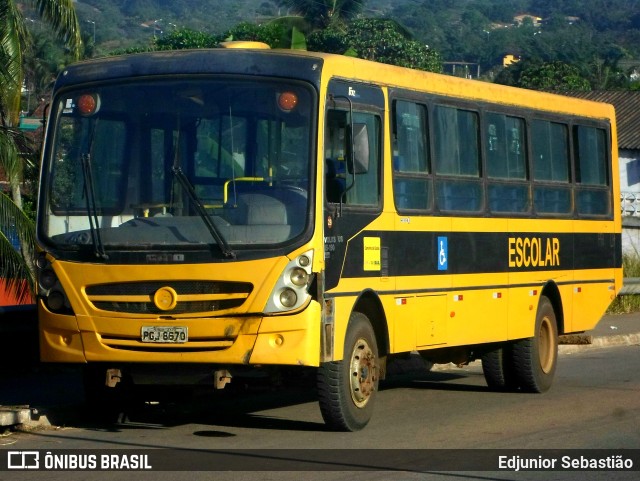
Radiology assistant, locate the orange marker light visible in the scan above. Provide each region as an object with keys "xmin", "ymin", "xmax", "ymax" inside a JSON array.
[
  {"xmin": 78, "ymin": 94, "xmax": 99, "ymax": 116},
  {"xmin": 278, "ymin": 92, "xmax": 298, "ymax": 111}
]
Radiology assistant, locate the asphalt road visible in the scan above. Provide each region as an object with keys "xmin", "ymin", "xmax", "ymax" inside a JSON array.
[{"xmin": 0, "ymin": 311, "xmax": 639, "ymax": 480}]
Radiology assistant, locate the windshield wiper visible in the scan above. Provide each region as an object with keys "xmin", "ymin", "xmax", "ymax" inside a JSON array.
[
  {"xmin": 80, "ymin": 152, "xmax": 108, "ymax": 260},
  {"xmin": 171, "ymin": 166, "xmax": 236, "ymax": 259}
]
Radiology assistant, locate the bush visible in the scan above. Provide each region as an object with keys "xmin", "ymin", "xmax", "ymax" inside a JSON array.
[{"xmin": 607, "ymin": 253, "xmax": 640, "ymax": 314}]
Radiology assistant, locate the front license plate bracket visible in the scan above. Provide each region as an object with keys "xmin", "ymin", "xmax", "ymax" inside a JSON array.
[{"xmin": 141, "ymin": 326, "xmax": 188, "ymax": 343}]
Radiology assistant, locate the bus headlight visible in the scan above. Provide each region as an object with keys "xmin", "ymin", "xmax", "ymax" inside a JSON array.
[
  {"xmin": 290, "ymin": 267, "xmax": 309, "ymax": 287},
  {"xmin": 40, "ymin": 268, "xmax": 58, "ymax": 290},
  {"xmin": 298, "ymin": 254, "xmax": 311, "ymax": 267},
  {"xmin": 36, "ymin": 253, "xmax": 73, "ymax": 315},
  {"xmin": 279, "ymin": 288, "xmax": 298, "ymax": 308},
  {"xmin": 46, "ymin": 290, "xmax": 66, "ymax": 311},
  {"xmin": 264, "ymin": 249, "xmax": 314, "ymax": 313}
]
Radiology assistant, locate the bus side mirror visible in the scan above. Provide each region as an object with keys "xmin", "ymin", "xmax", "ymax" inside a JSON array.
[{"xmin": 348, "ymin": 123, "xmax": 370, "ymax": 174}]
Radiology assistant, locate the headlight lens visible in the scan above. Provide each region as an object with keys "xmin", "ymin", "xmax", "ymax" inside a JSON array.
[
  {"xmin": 40, "ymin": 268, "xmax": 58, "ymax": 290},
  {"xmin": 298, "ymin": 255, "xmax": 311, "ymax": 268},
  {"xmin": 290, "ymin": 267, "xmax": 309, "ymax": 287},
  {"xmin": 46, "ymin": 290, "xmax": 66, "ymax": 311},
  {"xmin": 36, "ymin": 253, "xmax": 49, "ymax": 269},
  {"xmin": 279, "ymin": 288, "xmax": 298, "ymax": 308}
]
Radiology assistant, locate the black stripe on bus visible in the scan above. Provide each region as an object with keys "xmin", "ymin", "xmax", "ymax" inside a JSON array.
[{"xmin": 338, "ymin": 231, "xmax": 622, "ymax": 279}]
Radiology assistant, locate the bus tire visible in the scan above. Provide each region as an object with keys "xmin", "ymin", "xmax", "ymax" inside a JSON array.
[
  {"xmin": 511, "ymin": 296, "xmax": 558, "ymax": 393},
  {"xmin": 481, "ymin": 344, "xmax": 517, "ymax": 391},
  {"xmin": 317, "ymin": 312, "xmax": 379, "ymax": 432}
]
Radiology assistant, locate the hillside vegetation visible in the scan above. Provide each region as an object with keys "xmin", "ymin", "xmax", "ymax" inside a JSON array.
[{"xmin": 73, "ymin": 0, "xmax": 640, "ymax": 76}]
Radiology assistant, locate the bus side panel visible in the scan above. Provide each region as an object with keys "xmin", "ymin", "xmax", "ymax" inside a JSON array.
[
  {"xmin": 570, "ymin": 280, "xmax": 615, "ymax": 333},
  {"xmin": 391, "ymin": 292, "xmax": 447, "ymax": 352},
  {"xmin": 558, "ymin": 282, "xmax": 574, "ymax": 334},
  {"xmin": 570, "ymin": 221, "xmax": 618, "ymax": 333},
  {"xmin": 446, "ymin": 218, "xmax": 509, "ymax": 346},
  {"xmin": 505, "ymin": 282, "xmax": 537, "ymax": 341},
  {"xmin": 391, "ymin": 217, "xmax": 451, "ymax": 352},
  {"xmin": 447, "ymin": 278, "xmax": 508, "ymax": 347}
]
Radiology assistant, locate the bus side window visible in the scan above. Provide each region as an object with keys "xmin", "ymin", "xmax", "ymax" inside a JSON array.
[
  {"xmin": 532, "ymin": 120, "xmax": 572, "ymax": 214},
  {"xmin": 574, "ymin": 125, "xmax": 610, "ymax": 216},
  {"xmin": 325, "ymin": 110, "xmax": 347, "ymax": 203},
  {"xmin": 324, "ymin": 109, "xmax": 381, "ymax": 207},
  {"xmin": 486, "ymin": 112, "xmax": 529, "ymax": 214},
  {"xmin": 392, "ymin": 100, "xmax": 431, "ymax": 211},
  {"xmin": 433, "ymin": 104, "xmax": 482, "ymax": 212},
  {"xmin": 348, "ymin": 112, "xmax": 380, "ymax": 206}
]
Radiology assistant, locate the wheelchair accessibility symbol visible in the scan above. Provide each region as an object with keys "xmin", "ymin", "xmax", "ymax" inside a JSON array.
[{"xmin": 437, "ymin": 236, "xmax": 448, "ymax": 271}]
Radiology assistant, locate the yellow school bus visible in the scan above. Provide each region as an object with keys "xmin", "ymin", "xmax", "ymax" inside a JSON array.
[{"xmin": 36, "ymin": 43, "xmax": 622, "ymax": 431}]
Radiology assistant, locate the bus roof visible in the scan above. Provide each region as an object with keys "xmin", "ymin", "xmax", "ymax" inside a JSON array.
[
  {"xmin": 55, "ymin": 48, "xmax": 614, "ymax": 121},
  {"xmin": 54, "ymin": 48, "xmax": 325, "ymax": 91}
]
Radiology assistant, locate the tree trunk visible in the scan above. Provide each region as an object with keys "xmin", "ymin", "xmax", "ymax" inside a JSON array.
[{"xmin": 11, "ymin": 178, "xmax": 23, "ymax": 211}]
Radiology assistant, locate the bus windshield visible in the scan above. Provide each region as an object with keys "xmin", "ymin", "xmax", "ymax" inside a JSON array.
[{"xmin": 42, "ymin": 78, "xmax": 314, "ymax": 256}]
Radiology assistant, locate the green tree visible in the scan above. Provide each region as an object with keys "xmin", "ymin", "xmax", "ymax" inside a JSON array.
[
  {"xmin": 23, "ymin": 28, "xmax": 71, "ymax": 111},
  {"xmin": 308, "ymin": 18, "xmax": 442, "ymax": 73},
  {"xmin": 495, "ymin": 60, "xmax": 591, "ymax": 91},
  {"xmin": 278, "ymin": 0, "xmax": 365, "ymax": 29},
  {"xmin": 154, "ymin": 28, "xmax": 222, "ymax": 50},
  {"xmin": 152, "ymin": 23, "xmax": 306, "ymax": 51},
  {"xmin": 1, "ymin": 0, "xmax": 82, "ymax": 299},
  {"xmin": 225, "ymin": 21, "xmax": 307, "ymax": 49},
  {"xmin": 585, "ymin": 51, "xmax": 629, "ymax": 90}
]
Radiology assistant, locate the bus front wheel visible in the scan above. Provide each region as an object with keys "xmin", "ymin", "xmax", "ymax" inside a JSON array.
[
  {"xmin": 317, "ymin": 312, "xmax": 379, "ymax": 432},
  {"xmin": 511, "ymin": 295, "xmax": 558, "ymax": 393}
]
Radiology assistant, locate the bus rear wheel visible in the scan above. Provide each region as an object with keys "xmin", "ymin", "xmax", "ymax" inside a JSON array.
[
  {"xmin": 511, "ymin": 295, "xmax": 558, "ymax": 393},
  {"xmin": 481, "ymin": 344, "xmax": 517, "ymax": 391},
  {"xmin": 317, "ymin": 312, "xmax": 379, "ymax": 432}
]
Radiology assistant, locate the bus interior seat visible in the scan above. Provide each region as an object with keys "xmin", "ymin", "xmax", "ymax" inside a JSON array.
[
  {"xmin": 223, "ymin": 187, "xmax": 307, "ymax": 226},
  {"xmin": 225, "ymin": 193, "xmax": 287, "ymax": 225}
]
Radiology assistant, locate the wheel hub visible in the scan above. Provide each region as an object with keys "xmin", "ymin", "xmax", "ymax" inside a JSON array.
[{"xmin": 349, "ymin": 338, "xmax": 377, "ymax": 407}]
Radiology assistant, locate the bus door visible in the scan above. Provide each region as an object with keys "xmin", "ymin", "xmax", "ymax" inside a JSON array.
[{"xmin": 323, "ymin": 80, "xmax": 384, "ymax": 293}]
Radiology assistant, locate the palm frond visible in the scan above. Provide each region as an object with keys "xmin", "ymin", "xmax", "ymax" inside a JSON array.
[
  {"xmin": 0, "ymin": 124, "xmax": 36, "ymax": 186},
  {"xmin": 279, "ymin": 0, "xmax": 364, "ymax": 28},
  {"xmin": 0, "ymin": 191, "xmax": 36, "ymax": 302},
  {"xmin": 269, "ymin": 15, "xmax": 312, "ymax": 35},
  {"xmin": 0, "ymin": 0, "xmax": 27, "ymax": 125},
  {"xmin": 334, "ymin": 0, "xmax": 365, "ymax": 20},
  {"xmin": 33, "ymin": 0, "xmax": 83, "ymax": 59},
  {"xmin": 0, "ymin": 125, "xmax": 19, "ymax": 177},
  {"xmin": 0, "ymin": 0, "xmax": 12, "ymax": 81}
]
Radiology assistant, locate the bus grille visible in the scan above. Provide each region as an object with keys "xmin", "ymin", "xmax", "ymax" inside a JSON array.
[{"xmin": 85, "ymin": 280, "xmax": 253, "ymax": 314}]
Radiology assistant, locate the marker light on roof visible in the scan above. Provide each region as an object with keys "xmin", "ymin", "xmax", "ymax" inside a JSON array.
[
  {"xmin": 77, "ymin": 93, "xmax": 100, "ymax": 116},
  {"xmin": 278, "ymin": 92, "xmax": 298, "ymax": 112}
]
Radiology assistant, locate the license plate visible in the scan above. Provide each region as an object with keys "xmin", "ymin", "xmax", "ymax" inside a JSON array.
[{"xmin": 141, "ymin": 326, "xmax": 188, "ymax": 343}]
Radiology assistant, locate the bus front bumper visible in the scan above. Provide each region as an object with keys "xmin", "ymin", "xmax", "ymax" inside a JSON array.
[{"xmin": 39, "ymin": 301, "xmax": 322, "ymax": 367}]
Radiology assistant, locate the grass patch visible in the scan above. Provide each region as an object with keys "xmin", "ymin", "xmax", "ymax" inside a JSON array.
[{"xmin": 607, "ymin": 253, "xmax": 640, "ymax": 314}]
